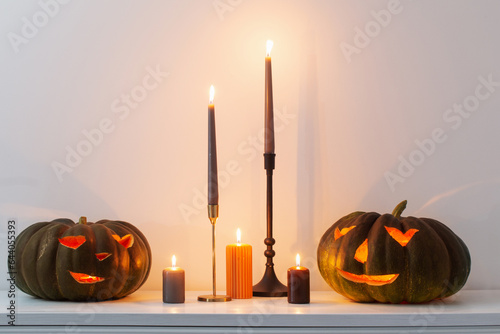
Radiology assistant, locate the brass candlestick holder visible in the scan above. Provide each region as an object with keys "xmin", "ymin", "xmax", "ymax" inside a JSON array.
[
  {"xmin": 198, "ymin": 204, "xmax": 232, "ymax": 302},
  {"xmin": 253, "ymin": 153, "xmax": 287, "ymax": 297}
]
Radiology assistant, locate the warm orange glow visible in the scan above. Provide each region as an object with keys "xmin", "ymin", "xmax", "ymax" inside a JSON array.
[
  {"xmin": 266, "ymin": 40, "xmax": 273, "ymax": 57},
  {"xmin": 337, "ymin": 268, "xmax": 399, "ymax": 286},
  {"xmin": 209, "ymin": 85, "xmax": 215, "ymax": 104},
  {"xmin": 95, "ymin": 252, "xmax": 111, "ymax": 261},
  {"xmin": 112, "ymin": 234, "xmax": 134, "ymax": 248},
  {"xmin": 385, "ymin": 226, "xmax": 419, "ymax": 246},
  {"xmin": 334, "ymin": 226, "xmax": 356, "ymax": 240},
  {"xmin": 58, "ymin": 236, "xmax": 86, "ymax": 249},
  {"xmin": 236, "ymin": 228, "xmax": 241, "ymax": 244},
  {"xmin": 354, "ymin": 239, "xmax": 368, "ymax": 264},
  {"xmin": 172, "ymin": 255, "xmax": 177, "ymax": 268},
  {"xmin": 296, "ymin": 253, "xmax": 301, "ymax": 267},
  {"xmin": 69, "ymin": 271, "xmax": 105, "ymax": 284}
]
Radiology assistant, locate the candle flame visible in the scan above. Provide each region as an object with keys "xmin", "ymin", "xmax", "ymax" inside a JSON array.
[
  {"xmin": 236, "ymin": 228, "xmax": 241, "ymax": 244},
  {"xmin": 266, "ymin": 40, "xmax": 273, "ymax": 57},
  {"xmin": 296, "ymin": 253, "xmax": 300, "ymax": 267},
  {"xmin": 172, "ymin": 255, "xmax": 177, "ymax": 268},
  {"xmin": 209, "ymin": 85, "xmax": 215, "ymax": 104}
]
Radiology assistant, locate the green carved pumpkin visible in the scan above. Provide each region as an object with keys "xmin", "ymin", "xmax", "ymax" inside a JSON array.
[
  {"xmin": 317, "ymin": 201, "xmax": 471, "ymax": 303},
  {"xmin": 14, "ymin": 217, "xmax": 152, "ymax": 301}
]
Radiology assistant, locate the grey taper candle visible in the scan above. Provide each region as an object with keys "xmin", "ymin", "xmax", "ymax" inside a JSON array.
[
  {"xmin": 264, "ymin": 40, "xmax": 275, "ymax": 154},
  {"xmin": 208, "ymin": 85, "xmax": 219, "ymax": 205}
]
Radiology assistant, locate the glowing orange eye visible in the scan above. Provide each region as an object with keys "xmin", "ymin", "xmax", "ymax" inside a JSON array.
[
  {"xmin": 334, "ymin": 226, "xmax": 356, "ymax": 240},
  {"xmin": 385, "ymin": 226, "xmax": 419, "ymax": 246},
  {"xmin": 95, "ymin": 253, "xmax": 111, "ymax": 261},
  {"xmin": 112, "ymin": 234, "xmax": 134, "ymax": 248},
  {"xmin": 354, "ymin": 239, "xmax": 368, "ymax": 264},
  {"xmin": 58, "ymin": 236, "xmax": 86, "ymax": 249}
]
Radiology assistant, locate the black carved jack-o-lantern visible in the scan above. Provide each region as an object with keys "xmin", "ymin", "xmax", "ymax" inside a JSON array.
[
  {"xmin": 317, "ymin": 201, "xmax": 471, "ymax": 303},
  {"xmin": 14, "ymin": 217, "xmax": 151, "ymax": 301}
]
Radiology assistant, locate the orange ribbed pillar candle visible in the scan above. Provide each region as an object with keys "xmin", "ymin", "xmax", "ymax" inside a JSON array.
[{"xmin": 226, "ymin": 229, "xmax": 252, "ymax": 299}]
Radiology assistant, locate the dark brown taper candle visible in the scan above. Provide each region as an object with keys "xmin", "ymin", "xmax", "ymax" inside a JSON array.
[
  {"xmin": 208, "ymin": 85, "xmax": 218, "ymax": 205},
  {"xmin": 264, "ymin": 40, "xmax": 275, "ymax": 154}
]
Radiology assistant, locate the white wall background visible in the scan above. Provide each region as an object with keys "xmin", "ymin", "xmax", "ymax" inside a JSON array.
[{"xmin": 1, "ymin": 0, "xmax": 499, "ymax": 293}]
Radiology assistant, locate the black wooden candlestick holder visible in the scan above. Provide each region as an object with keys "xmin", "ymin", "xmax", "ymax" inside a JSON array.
[{"xmin": 252, "ymin": 153, "xmax": 287, "ymax": 297}]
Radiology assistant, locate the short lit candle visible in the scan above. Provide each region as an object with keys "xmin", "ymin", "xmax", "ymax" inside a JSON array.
[
  {"xmin": 287, "ymin": 254, "xmax": 310, "ymax": 304},
  {"xmin": 264, "ymin": 40, "xmax": 275, "ymax": 154},
  {"xmin": 208, "ymin": 85, "xmax": 219, "ymax": 205},
  {"xmin": 226, "ymin": 228, "xmax": 252, "ymax": 299},
  {"xmin": 163, "ymin": 255, "xmax": 185, "ymax": 303}
]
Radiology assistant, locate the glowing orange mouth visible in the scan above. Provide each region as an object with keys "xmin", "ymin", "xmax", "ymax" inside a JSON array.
[
  {"xmin": 337, "ymin": 268, "xmax": 399, "ymax": 286},
  {"xmin": 69, "ymin": 271, "xmax": 106, "ymax": 284}
]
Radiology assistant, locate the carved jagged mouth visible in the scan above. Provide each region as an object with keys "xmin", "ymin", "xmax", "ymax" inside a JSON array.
[
  {"xmin": 95, "ymin": 252, "xmax": 111, "ymax": 261},
  {"xmin": 69, "ymin": 271, "xmax": 106, "ymax": 284},
  {"xmin": 337, "ymin": 268, "xmax": 399, "ymax": 286}
]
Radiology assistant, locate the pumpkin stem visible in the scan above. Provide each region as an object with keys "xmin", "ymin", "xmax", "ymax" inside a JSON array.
[
  {"xmin": 391, "ymin": 200, "xmax": 407, "ymax": 218},
  {"xmin": 79, "ymin": 216, "xmax": 87, "ymax": 225}
]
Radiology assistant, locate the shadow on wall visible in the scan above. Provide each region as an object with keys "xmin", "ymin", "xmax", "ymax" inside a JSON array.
[
  {"xmin": 294, "ymin": 28, "xmax": 329, "ymax": 259},
  {"xmin": 0, "ymin": 143, "xmax": 119, "ymax": 227}
]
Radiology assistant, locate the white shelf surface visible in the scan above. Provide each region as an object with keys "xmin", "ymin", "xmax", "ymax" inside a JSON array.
[{"xmin": 1, "ymin": 290, "xmax": 500, "ymax": 332}]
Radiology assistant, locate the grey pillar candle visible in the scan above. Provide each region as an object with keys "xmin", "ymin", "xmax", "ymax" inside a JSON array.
[
  {"xmin": 264, "ymin": 40, "xmax": 275, "ymax": 154},
  {"xmin": 163, "ymin": 256, "xmax": 185, "ymax": 303},
  {"xmin": 208, "ymin": 85, "xmax": 219, "ymax": 205}
]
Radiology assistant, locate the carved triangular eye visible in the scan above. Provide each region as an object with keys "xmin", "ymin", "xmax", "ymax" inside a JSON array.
[
  {"xmin": 112, "ymin": 234, "xmax": 134, "ymax": 248},
  {"xmin": 385, "ymin": 226, "xmax": 419, "ymax": 246},
  {"xmin": 354, "ymin": 239, "xmax": 368, "ymax": 264},
  {"xmin": 334, "ymin": 226, "xmax": 356, "ymax": 240},
  {"xmin": 59, "ymin": 236, "xmax": 86, "ymax": 249}
]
